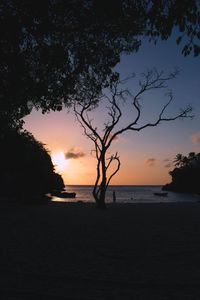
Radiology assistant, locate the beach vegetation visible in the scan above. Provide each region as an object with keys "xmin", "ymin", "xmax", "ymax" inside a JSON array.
[
  {"xmin": 0, "ymin": 129, "xmax": 64, "ymax": 202},
  {"xmin": 163, "ymin": 152, "xmax": 200, "ymax": 194}
]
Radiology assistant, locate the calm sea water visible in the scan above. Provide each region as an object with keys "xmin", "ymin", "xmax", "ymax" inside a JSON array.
[{"xmin": 52, "ymin": 185, "xmax": 200, "ymax": 204}]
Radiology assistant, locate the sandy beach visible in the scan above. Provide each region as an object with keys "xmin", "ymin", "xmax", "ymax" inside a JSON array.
[{"xmin": 1, "ymin": 201, "xmax": 200, "ymax": 299}]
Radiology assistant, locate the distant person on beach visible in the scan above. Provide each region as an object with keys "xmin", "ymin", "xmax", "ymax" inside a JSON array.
[{"xmin": 113, "ymin": 190, "xmax": 116, "ymax": 203}]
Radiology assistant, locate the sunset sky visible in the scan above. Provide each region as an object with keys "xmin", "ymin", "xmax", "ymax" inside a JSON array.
[{"xmin": 24, "ymin": 36, "xmax": 200, "ymax": 185}]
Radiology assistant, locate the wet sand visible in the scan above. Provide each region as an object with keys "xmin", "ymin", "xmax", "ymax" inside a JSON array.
[{"xmin": 0, "ymin": 201, "xmax": 200, "ymax": 299}]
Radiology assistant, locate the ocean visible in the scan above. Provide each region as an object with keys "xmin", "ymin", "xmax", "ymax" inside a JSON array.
[{"xmin": 52, "ymin": 185, "xmax": 200, "ymax": 204}]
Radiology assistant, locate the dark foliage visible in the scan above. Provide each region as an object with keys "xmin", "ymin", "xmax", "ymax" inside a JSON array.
[
  {"xmin": 0, "ymin": 129, "xmax": 64, "ymax": 201},
  {"xmin": 163, "ymin": 152, "xmax": 200, "ymax": 194},
  {"xmin": 0, "ymin": 0, "xmax": 199, "ymax": 131}
]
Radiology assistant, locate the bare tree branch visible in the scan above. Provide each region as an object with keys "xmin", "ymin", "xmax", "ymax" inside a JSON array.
[
  {"xmin": 106, "ymin": 152, "xmax": 121, "ymax": 190},
  {"xmin": 106, "ymin": 70, "xmax": 193, "ymax": 148},
  {"xmin": 73, "ymin": 69, "xmax": 193, "ymax": 207}
]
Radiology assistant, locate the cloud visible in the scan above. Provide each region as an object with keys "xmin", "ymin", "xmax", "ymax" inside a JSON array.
[
  {"xmin": 145, "ymin": 158, "xmax": 156, "ymax": 166},
  {"xmin": 164, "ymin": 163, "xmax": 171, "ymax": 168},
  {"xmin": 65, "ymin": 148, "xmax": 86, "ymax": 159},
  {"xmin": 191, "ymin": 133, "xmax": 200, "ymax": 145},
  {"xmin": 163, "ymin": 158, "xmax": 171, "ymax": 168},
  {"xmin": 163, "ymin": 158, "xmax": 170, "ymax": 162}
]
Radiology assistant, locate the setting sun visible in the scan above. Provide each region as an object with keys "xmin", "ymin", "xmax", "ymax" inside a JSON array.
[{"xmin": 52, "ymin": 151, "xmax": 68, "ymax": 172}]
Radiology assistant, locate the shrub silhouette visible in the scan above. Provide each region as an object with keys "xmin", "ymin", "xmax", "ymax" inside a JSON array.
[{"xmin": 0, "ymin": 130, "xmax": 64, "ymax": 201}]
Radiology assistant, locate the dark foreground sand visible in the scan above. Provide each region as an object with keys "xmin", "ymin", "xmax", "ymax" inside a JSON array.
[{"xmin": 1, "ymin": 201, "xmax": 200, "ymax": 299}]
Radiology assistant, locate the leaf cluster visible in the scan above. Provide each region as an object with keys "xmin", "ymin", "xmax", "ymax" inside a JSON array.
[{"xmin": 166, "ymin": 152, "xmax": 200, "ymax": 193}]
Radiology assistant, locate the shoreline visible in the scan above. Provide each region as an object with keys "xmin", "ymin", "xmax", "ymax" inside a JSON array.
[
  {"xmin": 53, "ymin": 185, "xmax": 200, "ymax": 204},
  {"xmin": 1, "ymin": 193, "xmax": 200, "ymax": 207}
]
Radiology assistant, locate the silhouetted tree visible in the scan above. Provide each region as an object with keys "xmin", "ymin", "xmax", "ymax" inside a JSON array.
[
  {"xmin": 174, "ymin": 151, "xmax": 198, "ymax": 167},
  {"xmin": 163, "ymin": 152, "xmax": 200, "ymax": 193},
  {"xmin": 0, "ymin": 129, "xmax": 64, "ymax": 201},
  {"xmin": 174, "ymin": 153, "xmax": 186, "ymax": 167},
  {"xmin": 1, "ymin": 1, "xmax": 198, "ymax": 201},
  {"xmin": 1, "ymin": 0, "xmax": 199, "ymax": 132},
  {"xmin": 74, "ymin": 70, "xmax": 192, "ymax": 208}
]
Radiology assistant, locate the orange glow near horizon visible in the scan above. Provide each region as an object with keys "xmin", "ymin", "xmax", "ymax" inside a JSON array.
[
  {"xmin": 52, "ymin": 151, "xmax": 69, "ymax": 173},
  {"xmin": 23, "ymin": 108, "xmax": 195, "ymax": 186}
]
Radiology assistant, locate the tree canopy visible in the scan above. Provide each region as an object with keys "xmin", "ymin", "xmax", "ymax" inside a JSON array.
[
  {"xmin": 163, "ymin": 152, "xmax": 200, "ymax": 194},
  {"xmin": 1, "ymin": 0, "xmax": 200, "ymax": 130}
]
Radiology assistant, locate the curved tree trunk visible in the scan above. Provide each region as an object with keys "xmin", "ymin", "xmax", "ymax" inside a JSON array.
[{"xmin": 93, "ymin": 150, "xmax": 107, "ymax": 209}]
